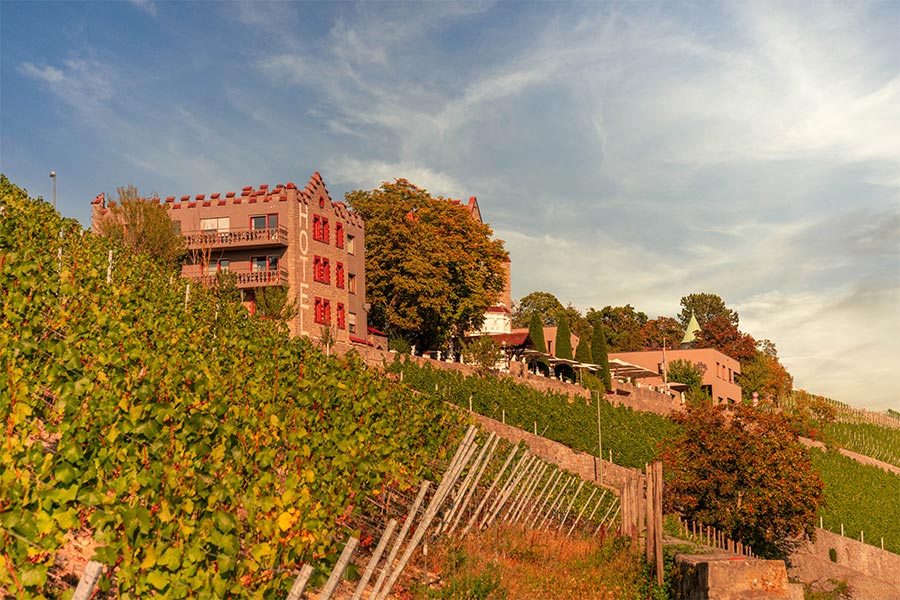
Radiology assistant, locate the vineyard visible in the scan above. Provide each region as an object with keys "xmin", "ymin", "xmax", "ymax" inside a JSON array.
[
  {"xmin": 824, "ymin": 421, "xmax": 900, "ymax": 468},
  {"xmin": 810, "ymin": 449, "xmax": 900, "ymax": 555},
  {"xmin": 385, "ymin": 358, "xmax": 679, "ymax": 469},
  {"xmin": 0, "ymin": 177, "xmax": 459, "ymax": 598}
]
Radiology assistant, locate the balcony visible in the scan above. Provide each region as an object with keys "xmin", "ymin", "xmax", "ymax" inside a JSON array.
[
  {"xmin": 187, "ymin": 267, "xmax": 289, "ymax": 289},
  {"xmin": 183, "ymin": 226, "xmax": 288, "ymax": 251}
]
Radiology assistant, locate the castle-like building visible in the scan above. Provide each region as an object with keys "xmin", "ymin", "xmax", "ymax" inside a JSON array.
[{"xmin": 92, "ymin": 173, "xmax": 368, "ymax": 345}]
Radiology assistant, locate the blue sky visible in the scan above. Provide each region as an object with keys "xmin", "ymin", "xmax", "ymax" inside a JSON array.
[{"xmin": 2, "ymin": 1, "xmax": 898, "ymax": 412}]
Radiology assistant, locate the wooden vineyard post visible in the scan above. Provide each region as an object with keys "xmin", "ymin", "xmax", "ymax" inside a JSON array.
[
  {"xmin": 462, "ymin": 445, "xmax": 519, "ymax": 536},
  {"xmin": 286, "ymin": 564, "xmax": 315, "ymax": 600},
  {"xmin": 351, "ymin": 519, "xmax": 397, "ymax": 600},
  {"xmin": 653, "ymin": 462, "xmax": 663, "ymax": 586},
  {"xmin": 72, "ymin": 561, "xmax": 104, "ymax": 600},
  {"xmin": 505, "ymin": 458, "xmax": 543, "ymax": 523},
  {"xmin": 538, "ymin": 476, "xmax": 573, "ymax": 530},
  {"xmin": 370, "ymin": 482, "xmax": 430, "ymax": 600},
  {"xmin": 557, "ymin": 480, "xmax": 586, "ymax": 532},
  {"xmin": 447, "ymin": 434, "xmax": 500, "ymax": 534},
  {"xmin": 566, "ymin": 486, "xmax": 598, "ymax": 538},
  {"xmin": 646, "ymin": 464, "xmax": 654, "ymax": 564},
  {"xmin": 482, "ymin": 453, "xmax": 534, "ymax": 529},
  {"xmin": 375, "ymin": 427, "xmax": 477, "ymax": 600},
  {"xmin": 525, "ymin": 469, "xmax": 562, "ymax": 526},
  {"xmin": 510, "ymin": 463, "xmax": 549, "ymax": 523},
  {"xmin": 318, "ymin": 537, "xmax": 359, "ymax": 600}
]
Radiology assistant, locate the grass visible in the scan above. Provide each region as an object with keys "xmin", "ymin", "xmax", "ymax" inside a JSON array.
[{"xmin": 410, "ymin": 523, "xmax": 664, "ymax": 600}]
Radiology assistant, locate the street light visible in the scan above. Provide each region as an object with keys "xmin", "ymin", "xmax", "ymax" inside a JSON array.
[{"xmin": 49, "ymin": 171, "xmax": 57, "ymax": 210}]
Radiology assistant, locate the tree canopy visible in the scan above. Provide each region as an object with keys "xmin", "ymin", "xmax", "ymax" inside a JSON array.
[
  {"xmin": 659, "ymin": 403, "xmax": 824, "ymax": 559},
  {"xmin": 345, "ymin": 179, "xmax": 508, "ymax": 350},
  {"xmin": 694, "ymin": 315, "xmax": 757, "ymax": 363},
  {"xmin": 739, "ymin": 342, "xmax": 793, "ymax": 405},
  {"xmin": 678, "ymin": 292, "xmax": 739, "ymax": 329},
  {"xmin": 95, "ymin": 185, "xmax": 185, "ymax": 268},
  {"xmin": 640, "ymin": 316, "xmax": 684, "ymax": 349},
  {"xmin": 513, "ymin": 291, "xmax": 564, "ymax": 328},
  {"xmin": 666, "ymin": 358, "xmax": 708, "ymax": 404},
  {"xmin": 586, "ymin": 305, "xmax": 648, "ymax": 352}
]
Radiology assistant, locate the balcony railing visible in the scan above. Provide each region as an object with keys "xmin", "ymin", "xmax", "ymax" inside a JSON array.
[
  {"xmin": 183, "ymin": 226, "xmax": 288, "ymax": 250},
  {"xmin": 187, "ymin": 267, "xmax": 289, "ymax": 289}
]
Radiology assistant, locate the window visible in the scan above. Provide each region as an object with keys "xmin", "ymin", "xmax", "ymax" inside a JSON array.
[
  {"xmin": 252, "ymin": 256, "xmax": 278, "ymax": 272},
  {"xmin": 251, "ymin": 214, "xmax": 278, "ymax": 230},
  {"xmin": 313, "ymin": 256, "xmax": 330, "ymax": 284},
  {"xmin": 348, "ymin": 273, "xmax": 357, "ymax": 294},
  {"xmin": 335, "ymin": 262, "xmax": 345, "ymax": 288},
  {"xmin": 337, "ymin": 303, "xmax": 346, "ymax": 329},
  {"xmin": 348, "ymin": 311, "xmax": 357, "ymax": 334},
  {"xmin": 335, "ymin": 223, "xmax": 344, "ymax": 248},
  {"xmin": 207, "ymin": 258, "xmax": 230, "ymax": 274},
  {"xmin": 313, "ymin": 215, "xmax": 330, "ymax": 243},
  {"xmin": 347, "ymin": 234, "xmax": 355, "ymax": 255},
  {"xmin": 313, "ymin": 215, "xmax": 323, "ymax": 241},
  {"xmin": 172, "ymin": 220, "xmax": 181, "ymax": 234},
  {"xmin": 314, "ymin": 297, "xmax": 325, "ymax": 324},
  {"xmin": 200, "ymin": 217, "xmax": 230, "ymax": 232}
]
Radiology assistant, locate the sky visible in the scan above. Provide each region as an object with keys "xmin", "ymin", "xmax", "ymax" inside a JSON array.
[{"xmin": 2, "ymin": 1, "xmax": 898, "ymax": 412}]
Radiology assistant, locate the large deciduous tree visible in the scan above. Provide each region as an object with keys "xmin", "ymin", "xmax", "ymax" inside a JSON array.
[
  {"xmin": 666, "ymin": 358, "xmax": 708, "ymax": 404},
  {"xmin": 586, "ymin": 305, "xmax": 648, "ymax": 352},
  {"xmin": 694, "ymin": 315, "xmax": 757, "ymax": 363},
  {"xmin": 513, "ymin": 291, "xmax": 564, "ymax": 328},
  {"xmin": 678, "ymin": 292, "xmax": 739, "ymax": 329},
  {"xmin": 640, "ymin": 316, "xmax": 684, "ymax": 349},
  {"xmin": 346, "ymin": 179, "xmax": 508, "ymax": 350},
  {"xmin": 95, "ymin": 185, "xmax": 185, "ymax": 268},
  {"xmin": 659, "ymin": 403, "xmax": 824, "ymax": 559},
  {"xmin": 739, "ymin": 341, "xmax": 793, "ymax": 405}
]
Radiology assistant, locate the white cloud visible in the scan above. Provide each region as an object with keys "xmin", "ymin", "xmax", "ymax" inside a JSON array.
[{"xmin": 129, "ymin": 0, "xmax": 158, "ymax": 17}]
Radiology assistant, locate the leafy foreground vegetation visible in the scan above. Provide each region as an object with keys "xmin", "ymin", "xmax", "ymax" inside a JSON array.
[
  {"xmin": 0, "ymin": 176, "xmax": 458, "ymax": 598},
  {"xmin": 811, "ymin": 450, "xmax": 900, "ymax": 554},
  {"xmin": 388, "ymin": 358, "xmax": 678, "ymax": 468},
  {"xmin": 414, "ymin": 523, "xmax": 665, "ymax": 600}
]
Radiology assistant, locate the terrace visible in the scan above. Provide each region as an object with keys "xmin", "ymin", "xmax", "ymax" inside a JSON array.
[{"xmin": 183, "ymin": 226, "xmax": 288, "ymax": 251}]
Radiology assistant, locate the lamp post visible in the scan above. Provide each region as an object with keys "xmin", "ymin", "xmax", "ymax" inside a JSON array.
[{"xmin": 49, "ymin": 171, "xmax": 57, "ymax": 210}]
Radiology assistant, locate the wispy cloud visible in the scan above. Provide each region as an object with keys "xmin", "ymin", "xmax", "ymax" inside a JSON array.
[{"xmin": 129, "ymin": 0, "xmax": 158, "ymax": 17}]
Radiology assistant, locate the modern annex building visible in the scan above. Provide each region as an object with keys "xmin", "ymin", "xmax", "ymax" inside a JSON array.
[{"xmin": 92, "ymin": 173, "xmax": 368, "ymax": 345}]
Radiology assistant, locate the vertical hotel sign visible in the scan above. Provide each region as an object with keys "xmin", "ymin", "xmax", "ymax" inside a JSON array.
[{"xmin": 297, "ymin": 199, "xmax": 310, "ymax": 335}]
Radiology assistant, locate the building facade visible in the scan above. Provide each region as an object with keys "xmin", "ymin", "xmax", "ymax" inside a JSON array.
[
  {"xmin": 452, "ymin": 195, "xmax": 513, "ymax": 335},
  {"xmin": 91, "ymin": 173, "xmax": 367, "ymax": 345},
  {"xmin": 608, "ymin": 348, "xmax": 742, "ymax": 404}
]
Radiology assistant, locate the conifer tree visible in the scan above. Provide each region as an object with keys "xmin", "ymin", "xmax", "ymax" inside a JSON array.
[
  {"xmin": 527, "ymin": 312, "xmax": 549, "ymax": 375},
  {"xmin": 591, "ymin": 320, "xmax": 612, "ymax": 390},
  {"xmin": 574, "ymin": 335, "xmax": 593, "ymax": 364},
  {"xmin": 555, "ymin": 312, "xmax": 573, "ymax": 360}
]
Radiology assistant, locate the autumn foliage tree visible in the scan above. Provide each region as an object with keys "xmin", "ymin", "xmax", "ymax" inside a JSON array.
[
  {"xmin": 587, "ymin": 304, "xmax": 648, "ymax": 352},
  {"xmin": 346, "ymin": 179, "xmax": 507, "ymax": 350},
  {"xmin": 660, "ymin": 403, "xmax": 824, "ymax": 559},
  {"xmin": 513, "ymin": 291, "xmax": 564, "ymax": 328},
  {"xmin": 640, "ymin": 316, "xmax": 684, "ymax": 349},
  {"xmin": 679, "ymin": 292, "xmax": 739, "ymax": 329},
  {"xmin": 694, "ymin": 315, "xmax": 757, "ymax": 363},
  {"xmin": 95, "ymin": 185, "xmax": 185, "ymax": 268}
]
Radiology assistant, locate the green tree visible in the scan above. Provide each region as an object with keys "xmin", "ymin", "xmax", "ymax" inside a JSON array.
[
  {"xmin": 739, "ymin": 347, "xmax": 793, "ymax": 406},
  {"xmin": 666, "ymin": 358, "xmax": 709, "ymax": 404},
  {"xmin": 554, "ymin": 312, "xmax": 573, "ymax": 360},
  {"xmin": 678, "ymin": 292, "xmax": 739, "ymax": 329},
  {"xmin": 659, "ymin": 403, "xmax": 824, "ymax": 559},
  {"xmin": 255, "ymin": 285, "xmax": 298, "ymax": 321},
  {"xmin": 95, "ymin": 185, "xmax": 185, "ymax": 268},
  {"xmin": 513, "ymin": 291, "xmax": 564, "ymax": 328},
  {"xmin": 574, "ymin": 335, "xmax": 593, "ymax": 364},
  {"xmin": 586, "ymin": 305, "xmax": 648, "ymax": 352},
  {"xmin": 461, "ymin": 335, "xmax": 501, "ymax": 374},
  {"xmin": 346, "ymin": 179, "xmax": 508, "ymax": 350},
  {"xmin": 527, "ymin": 313, "xmax": 550, "ymax": 376},
  {"xmin": 590, "ymin": 321, "xmax": 611, "ymax": 390}
]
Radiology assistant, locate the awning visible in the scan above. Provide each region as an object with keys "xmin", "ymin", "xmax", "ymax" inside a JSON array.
[{"xmin": 608, "ymin": 358, "xmax": 659, "ymax": 379}]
